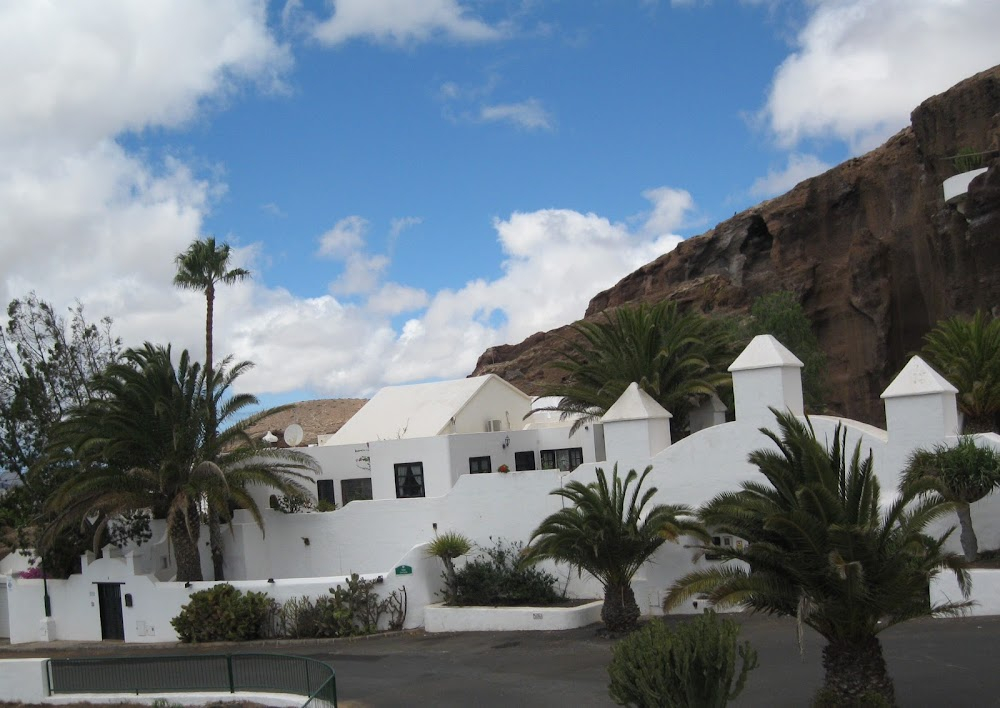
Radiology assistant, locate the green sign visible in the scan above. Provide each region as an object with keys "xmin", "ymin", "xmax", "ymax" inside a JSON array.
[{"xmin": 395, "ymin": 565, "xmax": 413, "ymax": 575}]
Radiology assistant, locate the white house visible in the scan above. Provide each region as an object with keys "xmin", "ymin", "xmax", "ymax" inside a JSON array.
[{"xmin": 5, "ymin": 335, "xmax": 1000, "ymax": 644}]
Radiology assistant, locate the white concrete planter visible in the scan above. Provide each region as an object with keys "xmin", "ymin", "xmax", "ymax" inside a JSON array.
[
  {"xmin": 943, "ymin": 167, "xmax": 988, "ymax": 212},
  {"xmin": 424, "ymin": 600, "xmax": 603, "ymax": 632},
  {"xmin": 930, "ymin": 568, "xmax": 1000, "ymax": 616}
]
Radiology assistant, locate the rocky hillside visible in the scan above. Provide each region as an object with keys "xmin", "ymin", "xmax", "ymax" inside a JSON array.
[{"xmin": 472, "ymin": 65, "xmax": 1000, "ymax": 426}]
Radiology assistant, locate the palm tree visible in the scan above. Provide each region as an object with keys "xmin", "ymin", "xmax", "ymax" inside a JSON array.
[
  {"xmin": 524, "ymin": 465, "xmax": 706, "ymax": 633},
  {"xmin": 173, "ymin": 236, "xmax": 250, "ymax": 378},
  {"xmin": 534, "ymin": 302, "xmax": 737, "ymax": 437},
  {"xmin": 664, "ymin": 411, "xmax": 970, "ymax": 705},
  {"xmin": 921, "ymin": 310, "xmax": 1000, "ymax": 433},
  {"xmin": 904, "ymin": 436, "xmax": 1000, "ymax": 561},
  {"xmin": 174, "ymin": 236, "xmax": 250, "ymax": 579},
  {"xmin": 44, "ymin": 344, "xmax": 317, "ymax": 582}
]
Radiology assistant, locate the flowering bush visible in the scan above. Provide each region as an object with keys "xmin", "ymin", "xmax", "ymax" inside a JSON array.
[
  {"xmin": 17, "ymin": 566, "xmax": 45, "ymax": 579},
  {"xmin": 498, "ymin": 464, "xmax": 510, "ymax": 473}
]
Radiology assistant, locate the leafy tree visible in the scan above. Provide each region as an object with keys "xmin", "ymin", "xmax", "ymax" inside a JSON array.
[
  {"xmin": 535, "ymin": 302, "xmax": 739, "ymax": 438},
  {"xmin": 904, "ymin": 437, "xmax": 1000, "ymax": 561},
  {"xmin": 44, "ymin": 344, "xmax": 317, "ymax": 582},
  {"xmin": 173, "ymin": 235, "xmax": 250, "ymax": 580},
  {"xmin": 749, "ymin": 291, "xmax": 827, "ymax": 410},
  {"xmin": 0, "ymin": 293, "xmax": 121, "ymax": 573},
  {"xmin": 664, "ymin": 411, "xmax": 970, "ymax": 706},
  {"xmin": 921, "ymin": 310, "xmax": 1000, "ymax": 433},
  {"xmin": 524, "ymin": 465, "xmax": 706, "ymax": 633}
]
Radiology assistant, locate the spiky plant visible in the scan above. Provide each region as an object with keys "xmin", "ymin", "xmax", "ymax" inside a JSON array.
[
  {"xmin": 524, "ymin": 465, "xmax": 706, "ymax": 632},
  {"xmin": 664, "ymin": 411, "xmax": 971, "ymax": 705},
  {"xmin": 425, "ymin": 531, "xmax": 473, "ymax": 603}
]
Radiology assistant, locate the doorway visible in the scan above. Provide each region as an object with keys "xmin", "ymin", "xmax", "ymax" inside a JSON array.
[{"xmin": 96, "ymin": 583, "xmax": 125, "ymax": 640}]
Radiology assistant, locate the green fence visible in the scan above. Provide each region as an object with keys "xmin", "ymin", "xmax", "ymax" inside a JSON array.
[{"xmin": 46, "ymin": 653, "xmax": 336, "ymax": 707}]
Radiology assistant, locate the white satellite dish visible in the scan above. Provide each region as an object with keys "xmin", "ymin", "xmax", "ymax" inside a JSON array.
[{"xmin": 284, "ymin": 423, "xmax": 304, "ymax": 447}]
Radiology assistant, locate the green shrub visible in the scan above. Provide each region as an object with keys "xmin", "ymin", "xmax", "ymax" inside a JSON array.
[
  {"xmin": 954, "ymin": 147, "xmax": 984, "ymax": 173},
  {"xmin": 451, "ymin": 538, "xmax": 562, "ymax": 606},
  {"xmin": 607, "ymin": 612, "xmax": 758, "ymax": 707},
  {"xmin": 171, "ymin": 584, "xmax": 277, "ymax": 643},
  {"xmin": 275, "ymin": 574, "xmax": 408, "ymax": 638},
  {"xmin": 426, "ymin": 530, "xmax": 473, "ymax": 603}
]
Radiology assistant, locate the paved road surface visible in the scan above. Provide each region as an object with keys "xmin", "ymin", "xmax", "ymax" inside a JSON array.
[{"xmin": 4, "ymin": 614, "xmax": 1000, "ymax": 707}]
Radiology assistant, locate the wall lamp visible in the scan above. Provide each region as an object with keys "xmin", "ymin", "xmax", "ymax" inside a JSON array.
[
  {"xmin": 184, "ymin": 582, "xmax": 192, "ymax": 589},
  {"xmin": 267, "ymin": 578, "xmax": 275, "ymax": 584}
]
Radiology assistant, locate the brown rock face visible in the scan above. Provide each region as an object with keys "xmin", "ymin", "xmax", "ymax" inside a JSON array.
[{"xmin": 472, "ymin": 65, "xmax": 1000, "ymax": 426}]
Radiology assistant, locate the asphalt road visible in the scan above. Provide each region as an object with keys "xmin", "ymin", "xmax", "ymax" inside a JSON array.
[{"xmin": 4, "ymin": 614, "xmax": 1000, "ymax": 707}]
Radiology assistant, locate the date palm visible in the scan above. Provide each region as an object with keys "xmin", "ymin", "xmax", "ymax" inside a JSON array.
[
  {"xmin": 921, "ymin": 310, "xmax": 1000, "ymax": 433},
  {"xmin": 44, "ymin": 344, "xmax": 316, "ymax": 582},
  {"xmin": 174, "ymin": 236, "xmax": 250, "ymax": 579},
  {"xmin": 524, "ymin": 465, "xmax": 706, "ymax": 633},
  {"xmin": 664, "ymin": 411, "xmax": 970, "ymax": 705},
  {"xmin": 535, "ymin": 302, "xmax": 737, "ymax": 437}
]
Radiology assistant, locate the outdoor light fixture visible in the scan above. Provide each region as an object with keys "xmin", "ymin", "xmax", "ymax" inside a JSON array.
[
  {"xmin": 184, "ymin": 582, "xmax": 192, "ymax": 589},
  {"xmin": 376, "ymin": 575, "xmax": 384, "ymax": 584},
  {"xmin": 267, "ymin": 578, "xmax": 275, "ymax": 583}
]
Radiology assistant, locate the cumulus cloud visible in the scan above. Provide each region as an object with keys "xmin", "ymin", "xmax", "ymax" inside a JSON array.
[
  {"xmin": 748, "ymin": 153, "xmax": 832, "ymax": 198},
  {"xmin": 312, "ymin": 0, "xmax": 502, "ymax": 46},
  {"xmin": 479, "ymin": 99, "xmax": 554, "ymax": 131},
  {"xmin": 317, "ymin": 216, "xmax": 368, "ymax": 258},
  {"xmin": 762, "ymin": 0, "xmax": 1000, "ymax": 151}
]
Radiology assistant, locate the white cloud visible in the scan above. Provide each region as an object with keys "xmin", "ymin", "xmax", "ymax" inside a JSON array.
[
  {"xmin": 312, "ymin": 0, "xmax": 502, "ymax": 46},
  {"xmin": 748, "ymin": 153, "xmax": 831, "ymax": 198},
  {"xmin": 763, "ymin": 0, "xmax": 1000, "ymax": 151},
  {"xmin": 389, "ymin": 216, "xmax": 422, "ymax": 239},
  {"xmin": 640, "ymin": 187, "xmax": 694, "ymax": 236},
  {"xmin": 367, "ymin": 283, "xmax": 430, "ymax": 315},
  {"xmin": 479, "ymin": 99, "xmax": 554, "ymax": 131},
  {"xmin": 330, "ymin": 253, "xmax": 390, "ymax": 296},
  {"xmin": 317, "ymin": 216, "xmax": 369, "ymax": 258}
]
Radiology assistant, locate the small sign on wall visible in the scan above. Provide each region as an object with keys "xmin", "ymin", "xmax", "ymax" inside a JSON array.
[{"xmin": 395, "ymin": 565, "xmax": 413, "ymax": 575}]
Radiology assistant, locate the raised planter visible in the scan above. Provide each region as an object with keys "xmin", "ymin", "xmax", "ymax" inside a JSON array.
[
  {"xmin": 930, "ymin": 568, "xmax": 1000, "ymax": 616},
  {"xmin": 424, "ymin": 600, "xmax": 603, "ymax": 632}
]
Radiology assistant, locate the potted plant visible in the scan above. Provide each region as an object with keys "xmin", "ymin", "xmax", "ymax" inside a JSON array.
[{"xmin": 498, "ymin": 464, "xmax": 510, "ymax": 473}]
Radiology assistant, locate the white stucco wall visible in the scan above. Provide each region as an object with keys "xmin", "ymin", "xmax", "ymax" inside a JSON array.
[
  {"xmin": 0, "ymin": 658, "xmax": 49, "ymax": 703},
  {"xmin": 604, "ymin": 418, "xmax": 670, "ymax": 466},
  {"xmin": 452, "ymin": 376, "xmax": 532, "ymax": 434}
]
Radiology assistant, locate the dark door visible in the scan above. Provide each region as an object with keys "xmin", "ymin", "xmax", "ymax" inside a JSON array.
[{"xmin": 97, "ymin": 583, "xmax": 125, "ymax": 640}]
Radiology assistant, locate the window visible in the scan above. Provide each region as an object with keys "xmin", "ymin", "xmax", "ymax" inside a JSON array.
[
  {"xmin": 394, "ymin": 462, "xmax": 425, "ymax": 498},
  {"xmin": 469, "ymin": 456, "xmax": 491, "ymax": 474},
  {"xmin": 514, "ymin": 451, "xmax": 536, "ymax": 471},
  {"xmin": 540, "ymin": 447, "xmax": 584, "ymax": 472},
  {"xmin": 341, "ymin": 478, "xmax": 373, "ymax": 505},
  {"xmin": 316, "ymin": 480, "xmax": 336, "ymax": 505}
]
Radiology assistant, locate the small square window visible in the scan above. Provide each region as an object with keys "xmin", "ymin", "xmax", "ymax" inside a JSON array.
[
  {"xmin": 317, "ymin": 479, "xmax": 336, "ymax": 505},
  {"xmin": 514, "ymin": 451, "xmax": 536, "ymax": 471},
  {"xmin": 394, "ymin": 462, "xmax": 425, "ymax": 498},
  {"xmin": 469, "ymin": 456, "xmax": 491, "ymax": 474}
]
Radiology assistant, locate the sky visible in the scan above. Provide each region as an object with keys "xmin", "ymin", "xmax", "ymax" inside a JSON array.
[{"xmin": 1, "ymin": 0, "xmax": 999, "ymax": 406}]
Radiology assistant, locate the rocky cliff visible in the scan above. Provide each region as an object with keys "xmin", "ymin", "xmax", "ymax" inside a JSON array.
[{"xmin": 471, "ymin": 65, "xmax": 1000, "ymax": 426}]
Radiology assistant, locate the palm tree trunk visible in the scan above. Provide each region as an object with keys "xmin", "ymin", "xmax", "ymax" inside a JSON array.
[
  {"xmin": 205, "ymin": 285, "xmax": 214, "ymax": 374},
  {"xmin": 209, "ymin": 508, "xmax": 225, "ymax": 580},
  {"xmin": 956, "ymin": 502, "xmax": 979, "ymax": 561},
  {"xmin": 821, "ymin": 636, "xmax": 895, "ymax": 706},
  {"xmin": 601, "ymin": 582, "xmax": 640, "ymax": 633},
  {"xmin": 169, "ymin": 515, "xmax": 203, "ymax": 583}
]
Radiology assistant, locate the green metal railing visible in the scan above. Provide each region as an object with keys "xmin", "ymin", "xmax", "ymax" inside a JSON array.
[{"xmin": 46, "ymin": 653, "xmax": 336, "ymax": 707}]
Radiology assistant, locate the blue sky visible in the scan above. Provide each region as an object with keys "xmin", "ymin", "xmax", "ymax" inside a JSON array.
[{"xmin": 1, "ymin": 0, "xmax": 998, "ymax": 405}]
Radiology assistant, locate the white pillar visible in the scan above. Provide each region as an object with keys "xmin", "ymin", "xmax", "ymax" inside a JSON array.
[
  {"xmin": 601, "ymin": 383, "xmax": 672, "ymax": 467},
  {"xmin": 728, "ymin": 335, "xmax": 804, "ymax": 429}
]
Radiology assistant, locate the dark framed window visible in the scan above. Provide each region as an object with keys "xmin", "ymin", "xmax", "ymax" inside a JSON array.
[
  {"xmin": 316, "ymin": 479, "xmax": 336, "ymax": 505},
  {"xmin": 514, "ymin": 451, "xmax": 536, "ymax": 471},
  {"xmin": 341, "ymin": 477, "xmax": 373, "ymax": 505},
  {"xmin": 540, "ymin": 447, "xmax": 584, "ymax": 472},
  {"xmin": 469, "ymin": 456, "xmax": 491, "ymax": 474},
  {"xmin": 394, "ymin": 462, "xmax": 425, "ymax": 498}
]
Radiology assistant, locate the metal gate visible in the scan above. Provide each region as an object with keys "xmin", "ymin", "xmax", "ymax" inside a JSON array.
[
  {"xmin": 0, "ymin": 579, "xmax": 10, "ymax": 638},
  {"xmin": 96, "ymin": 583, "xmax": 125, "ymax": 641}
]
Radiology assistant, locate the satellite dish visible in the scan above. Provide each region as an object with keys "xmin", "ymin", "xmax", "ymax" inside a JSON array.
[{"xmin": 284, "ymin": 423, "xmax": 304, "ymax": 447}]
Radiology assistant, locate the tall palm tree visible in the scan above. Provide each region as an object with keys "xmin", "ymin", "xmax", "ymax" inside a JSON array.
[
  {"xmin": 523, "ymin": 465, "xmax": 706, "ymax": 633},
  {"xmin": 904, "ymin": 436, "xmax": 1000, "ymax": 561},
  {"xmin": 173, "ymin": 236, "xmax": 250, "ymax": 378},
  {"xmin": 664, "ymin": 411, "xmax": 970, "ymax": 705},
  {"xmin": 535, "ymin": 302, "xmax": 737, "ymax": 437},
  {"xmin": 44, "ymin": 344, "xmax": 317, "ymax": 582},
  {"xmin": 173, "ymin": 236, "xmax": 250, "ymax": 579},
  {"xmin": 921, "ymin": 310, "xmax": 1000, "ymax": 433}
]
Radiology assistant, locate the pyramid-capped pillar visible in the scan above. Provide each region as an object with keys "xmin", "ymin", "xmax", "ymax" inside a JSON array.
[
  {"xmin": 881, "ymin": 356, "xmax": 959, "ymax": 462},
  {"xmin": 601, "ymin": 382, "xmax": 672, "ymax": 464},
  {"xmin": 728, "ymin": 335, "xmax": 804, "ymax": 428}
]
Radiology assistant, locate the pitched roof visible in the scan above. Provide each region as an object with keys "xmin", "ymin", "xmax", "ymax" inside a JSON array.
[
  {"xmin": 601, "ymin": 382, "xmax": 672, "ymax": 422},
  {"xmin": 326, "ymin": 375, "xmax": 524, "ymax": 445},
  {"xmin": 728, "ymin": 334, "xmax": 803, "ymax": 372},
  {"xmin": 880, "ymin": 356, "xmax": 958, "ymax": 399}
]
